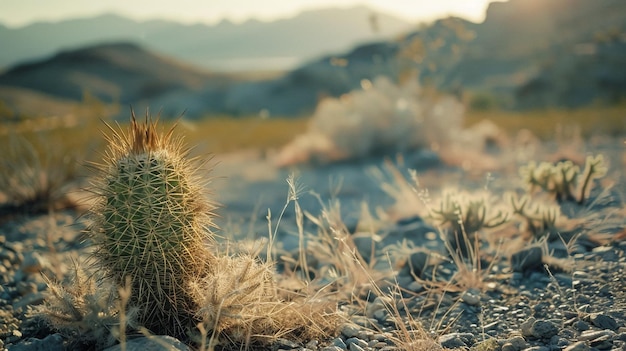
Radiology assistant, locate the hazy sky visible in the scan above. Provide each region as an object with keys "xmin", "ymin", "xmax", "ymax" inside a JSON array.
[{"xmin": 0, "ymin": 0, "xmax": 497, "ymax": 28}]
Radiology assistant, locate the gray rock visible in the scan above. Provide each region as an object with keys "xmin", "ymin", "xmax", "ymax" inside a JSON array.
[
  {"xmin": 365, "ymin": 296, "xmax": 389, "ymax": 319},
  {"xmin": 275, "ymin": 338, "xmax": 300, "ymax": 349},
  {"xmin": 7, "ymin": 334, "xmax": 64, "ymax": 351},
  {"xmin": 588, "ymin": 313, "xmax": 618, "ymax": 330},
  {"xmin": 439, "ymin": 332, "xmax": 475, "ymax": 348},
  {"xmin": 549, "ymin": 335, "xmax": 568, "ymax": 347},
  {"xmin": 461, "ymin": 290, "xmax": 481, "ymax": 306},
  {"xmin": 321, "ymin": 347, "xmax": 345, "ymax": 351},
  {"xmin": 306, "ymin": 340, "xmax": 319, "ymax": 349},
  {"xmin": 345, "ymin": 337, "xmax": 368, "ymax": 350},
  {"xmin": 373, "ymin": 308, "xmax": 389, "ymax": 323},
  {"xmin": 524, "ymin": 347, "xmax": 550, "ymax": 351},
  {"xmin": 589, "ymin": 336, "xmax": 613, "ymax": 350},
  {"xmin": 348, "ymin": 344, "xmax": 365, "ymax": 351},
  {"xmin": 563, "ymin": 341, "xmax": 590, "ymax": 351},
  {"xmin": 341, "ymin": 323, "xmax": 361, "ymax": 338},
  {"xmin": 531, "ymin": 320, "xmax": 559, "ymax": 339},
  {"xmin": 350, "ymin": 315, "xmax": 374, "ymax": 328},
  {"xmin": 578, "ymin": 330, "xmax": 615, "ymax": 341},
  {"xmin": 103, "ymin": 336, "xmax": 190, "ymax": 351},
  {"xmin": 331, "ymin": 337, "xmax": 347, "ymax": 350},
  {"xmin": 573, "ymin": 320, "xmax": 589, "ymax": 331},
  {"xmin": 521, "ymin": 317, "xmax": 536, "ymax": 337},
  {"xmin": 511, "ymin": 247, "xmax": 543, "ymax": 272},
  {"xmin": 503, "ymin": 335, "xmax": 528, "ymax": 351},
  {"xmin": 356, "ymin": 330, "xmax": 371, "ymax": 341}
]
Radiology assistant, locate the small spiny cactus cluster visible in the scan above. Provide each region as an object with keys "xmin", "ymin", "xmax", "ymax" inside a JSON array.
[
  {"xmin": 519, "ymin": 154, "xmax": 607, "ymax": 204},
  {"xmin": 429, "ymin": 191, "xmax": 509, "ymax": 256},
  {"xmin": 430, "ymin": 191, "xmax": 509, "ymax": 236},
  {"xmin": 509, "ymin": 193, "xmax": 562, "ymax": 240}
]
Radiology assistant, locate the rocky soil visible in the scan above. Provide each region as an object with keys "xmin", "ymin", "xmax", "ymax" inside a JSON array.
[{"xmin": 1, "ymin": 137, "xmax": 625, "ymax": 351}]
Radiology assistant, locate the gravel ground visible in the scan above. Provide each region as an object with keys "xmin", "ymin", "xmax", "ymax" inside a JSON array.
[{"xmin": 1, "ymin": 137, "xmax": 624, "ymax": 351}]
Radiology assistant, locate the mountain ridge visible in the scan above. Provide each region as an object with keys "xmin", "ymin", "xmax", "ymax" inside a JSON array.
[
  {"xmin": 1, "ymin": 0, "xmax": 625, "ymax": 117},
  {"xmin": 0, "ymin": 42, "xmax": 228, "ymax": 105},
  {"xmin": 0, "ymin": 6, "xmax": 414, "ymax": 71}
]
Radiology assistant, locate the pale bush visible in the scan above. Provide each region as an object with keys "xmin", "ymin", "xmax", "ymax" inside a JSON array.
[{"xmin": 276, "ymin": 76, "xmax": 464, "ymax": 166}]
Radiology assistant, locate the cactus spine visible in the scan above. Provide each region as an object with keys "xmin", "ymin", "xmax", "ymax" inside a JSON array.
[{"xmin": 88, "ymin": 112, "xmax": 216, "ymax": 339}]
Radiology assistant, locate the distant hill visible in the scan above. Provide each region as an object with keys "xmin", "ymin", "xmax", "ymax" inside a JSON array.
[
  {"xmin": 245, "ymin": 0, "xmax": 626, "ymax": 112},
  {"xmin": 0, "ymin": 42, "xmax": 225, "ymax": 104},
  {"xmin": 1, "ymin": 0, "xmax": 625, "ymax": 117},
  {"xmin": 0, "ymin": 6, "xmax": 413, "ymax": 72}
]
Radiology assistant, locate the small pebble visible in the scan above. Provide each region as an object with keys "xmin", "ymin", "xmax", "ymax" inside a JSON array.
[
  {"xmin": 588, "ymin": 313, "xmax": 618, "ymax": 331},
  {"xmin": 306, "ymin": 340, "xmax": 319, "ymax": 349},
  {"xmin": 274, "ymin": 338, "xmax": 300, "ymax": 349},
  {"xmin": 524, "ymin": 347, "xmax": 550, "ymax": 351},
  {"xmin": 563, "ymin": 341, "xmax": 590, "ymax": 351},
  {"xmin": 439, "ymin": 333, "xmax": 472, "ymax": 349},
  {"xmin": 501, "ymin": 343, "xmax": 516, "ymax": 351},
  {"xmin": 332, "ymin": 337, "xmax": 347, "ymax": 349},
  {"xmin": 531, "ymin": 320, "xmax": 558, "ymax": 339},
  {"xmin": 373, "ymin": 308, "xmax": 389, "ymax": 323},
  {"xmin": 504, "ymin": 335, "xmax": 527, "ymax": 351},
  {"xmin": 579, "ymin": 330, "xmax": 615, "ymax": 341},
  {"xmin": 321, "ymin": 347, "xmax": 344, "ymax": 351},
  {"xmin": 573, "ymin": 320, "xmax": 589, "ymax": 331},
  {"xmin": 349, "ymin": 344, "xmax": 365, "ymax": 351},
  {"xmin": 341, "ymin": 323, "xmax": 361, "ymax": 338},
  {"xmin": 461, "ymin": 291, "xmax": 481, "ymax": 306},
  {"xmin": 521, "ymin": 317, "xmax": 536, "ymax": 337},
  {"xmin": 345, "ymin": 337, "xmax": 367, "ymax": 350}
]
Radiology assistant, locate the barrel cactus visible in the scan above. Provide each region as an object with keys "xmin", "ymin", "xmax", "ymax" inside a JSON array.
[{"xmin": 87, "ymin": 112, "xmax": 217, "ymax": 339}]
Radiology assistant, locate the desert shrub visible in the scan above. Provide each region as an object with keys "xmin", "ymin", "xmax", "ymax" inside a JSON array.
[
  {"xmin": 0, "ymin": 132, "xmax": 81, "ymax": 216},
  {"xmin": 36, "ymin": 265, "xmax": 136, "ymax": 350},
  {"xmin": 276, "ymin": 76, "xmax": 464, "ymax": 165}
]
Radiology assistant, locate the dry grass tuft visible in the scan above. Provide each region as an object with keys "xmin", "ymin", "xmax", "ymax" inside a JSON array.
[
  {"xmin": 35, "ymin": 261, "xmax": 138, "ymax": 350},
  {"xmin": 0, "ymin": 132, "xmax": 81, "ymax": 216},
  {"xmin": 190, "ymin": 252, "xmax": 339, "ymax": 349}
]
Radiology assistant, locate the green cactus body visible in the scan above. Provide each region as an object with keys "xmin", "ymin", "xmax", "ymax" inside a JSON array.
[{"xmin": 89, "ymin": 114, "xmax": 216, "ymax": 339}]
